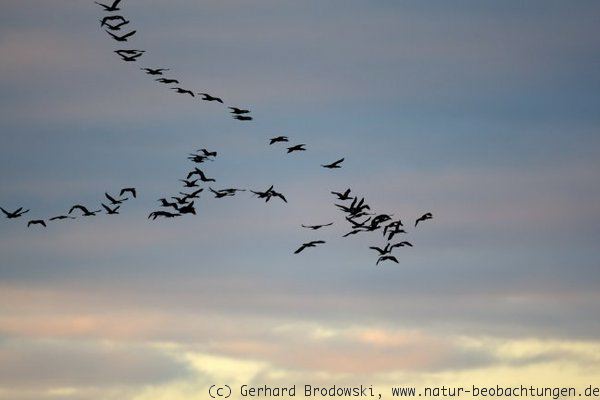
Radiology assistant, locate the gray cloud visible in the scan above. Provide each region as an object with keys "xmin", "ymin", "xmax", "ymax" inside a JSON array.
[{"xmin": 0, "ymin": 338, "xmax": 193, "ymax": 388}]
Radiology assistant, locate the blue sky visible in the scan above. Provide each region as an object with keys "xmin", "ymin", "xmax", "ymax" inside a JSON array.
[{"xmin": 1, "ymin": 1, "xmax": 600, "ymax": 399}]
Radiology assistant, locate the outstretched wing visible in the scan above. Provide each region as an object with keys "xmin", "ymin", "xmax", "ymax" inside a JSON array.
[{"xmin": 294, "ymin": 244, "xmax": 308, "ymax": 254}]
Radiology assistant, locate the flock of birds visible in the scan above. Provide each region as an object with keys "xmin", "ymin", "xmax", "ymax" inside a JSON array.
[
  {"xmin": 1, "ymin": 188, "xmax": 137, "ymax": 228},
  {"xmin": 0, "ymin": 0, "xmax": 434, "ymax": 266},
  {"xmin": 97, "ymin": 0, "xmax": 254, "ymax": 122}
]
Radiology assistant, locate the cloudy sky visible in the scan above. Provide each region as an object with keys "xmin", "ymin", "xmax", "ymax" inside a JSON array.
[{"xmin": 1, "ymin": 1, "xmax": 600, "ymax": 399}]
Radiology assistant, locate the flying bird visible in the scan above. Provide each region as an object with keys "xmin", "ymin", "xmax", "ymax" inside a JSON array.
[
  {"xmin": 294, "ymin": 240, "xmax": 326, "ymax": 254},
  {"xmin": 199, "ymin": 93, "xmax": 223, "ymax": 103},
  {"xmin": 369, "ymin": 244, "xmax": 392, "ymax": 256},
  {"xmin": 228, "ymin": 107, "xmax": 250, "ymax": 114},
  {"xmin": 119, "ymin": 187, "xmax": 136, "ymax": 198},
  {"xmin": 102, "ymin": 204, "xmax": 120, "ymax": 215},
  {"xmin": 233, "ymin": 115, "xmax": 253, "ymax": 121},
  {"xmin": 187, "ymin": 154, "xmax": 213, "ymax": 163},
  {"xmin": 209, "ymin": 188, "xmax": 233, "ymax": 199},
  {"xmin": 218, "ymin": 188, "xmax": 246, "ymax": 194},
  {"xmin": 376, "ymin": 255, "xmax": 399, "ymax": 265},
  {"xmin": 171, "ymin": 87, "xmax": 195, "ymax": 97},
  {"xmin": 301, "ymin": 222, "xmax": 334, "ymax": 230},
  {"xmin": 155, "ymin": 78, "xmax": 179, "ymax": 84},
  {"xmin": 105, "ymin": 192, "xmax": 126, "ymax": 205},
  {"xmin": 391, "ymin": 241, "xmax": 413, "ymax": 248},
  {"xmin": 287, "ymin": 144, "xmax": 306, "ymax": 153},
  {"xmin": 0, "ymin": 207, "xmax": 29, "ymax": 219},
  {"xmin": 100, "ymin": 15, "xmax": 129, "ymax": 30},
  {"xmin": 171, "ymin": 196, "xmax": 190, "ymax": 205},
  {"xmin": 269, "ymin": 136, "xmax": 289, "ymax": 145},
  {"xmin": 197, "ymin": 148, "xmax": 217, "ymax": 158},
  {"xmin": 95, "ymin": 0, "xmax": 122, "ymax": 12},
  {"xmin": 114, "ymin": 49, "xmax": 144, "ymax": 62},
  {"xmin": 187, "ymin": 168, "xmax": 215, "ymax": 182},
  {"xmin": 268, "ymin": 189, "xmax": 287, "ymax": 203},
  {"xmin": 179, "ymin": 188, "xmax": 203, "ymax": 200},
  {"xmin": 385, "ymin": 221, "xmax": 407, "ymax": 240},
  {"xmin": 49, "ymin": 215, "xmax": 75, "ymax": 221},
  {"xmin": 141, "ymin": 68, "xmax": 170, "ymax": 75},
  {"xmin": 383, "ymin": 219, "xmax": 403, "ymax": 236},
  {"xmin": 371, "ymin": 214, "xmax": 393, "ymax": 226},
  {"xmin": 179, "ymin": 179, "xmax": 199, "ymax": 188},
  {"xmin": 27, "ymin": 219, "xmax": 46, "ymax": 228},
  {"xmin": 331, "ymin": 188, "xmax": 352, "ymax": 201},
  {"xmin": 115, "ymin": 49, "xmax": 145, "ymax": 55},
  {"xmin": 321, "ymin": 158, "xmax": 344, "ymax": 169},
  {"xmin": 68, "ymin": 205, "xmax": 100, "ymax": 216},
  {"xmin": 148, "ymin": 211, "xmax": 180, "ymax": 220},
  {"xmin": 105, "ymin": 29, "xmax": 137, "ymax": 42},
  {"xmin": 415, "ymin": 212, "xmax": 433, "ymax": 227},
  {"xmin": 158, "ymin": 198, "xmax": 179, "ymax": 209},
  {"xmin": 177, "ymin": 202, "xmax": 196, "ymax": 215},
  {"xmin": 251, "ymin": 186, "xmax": 287, "ymax": 203}
]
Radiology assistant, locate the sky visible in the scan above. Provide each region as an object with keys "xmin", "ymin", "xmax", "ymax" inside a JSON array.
[{"xmin": 1, "ymin": 1, "xmax": 600, "ymax": 399}]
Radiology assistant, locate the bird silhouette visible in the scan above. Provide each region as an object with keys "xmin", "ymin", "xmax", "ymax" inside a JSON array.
[
  {"xmin": 1, "ymin": 207, "xmax": 29, "ymax": 219},
  {"xmin": 335, "ymin": 197, "xmax": 370, "ymax": 216},
  {"xmin": 383, "ymin": 219, "xmax": 403, "ymax": 236},
  {"xmin": 186, "ymin": 168, "xmax": 215, "ymax": 182},
  {"xmin": 105, "ymin": 29, "xmax": 136, "ymax": 42},
  {"xmin": 100, "ymin": 15, "xmax": 129, "ymax": 30},
  {"xmin": 179, "ymin": 179, "xmax": 199, "ymax": 188},
  {"xmin": 386, "ymin": 225, "xmax": 407, "ymax": 241},
  {"xmin": 269, "ymin": 136, "xmax": 289, "ymax": 145},
  {"xmin": 95, "ymin": 0, "xmax": 122, "ymax": 12},
  {"xmin": 301, "ymin": 222, "xmax": 334, "ymax": 230},
  {"xmin": 371, "ymin": 214, "xmax": 393, "ymax": 226},
  {"xmin": 391, "ymin": 241, "xmax": 413, "ymax": 248},
  {"xmin": 179, "ymin": 188, "xmax": 203, "ymax": 200},
  {"xmin": 197, "ymin": 148, "xmax": 217, "ymax": 158},
  {"xmin": 158, "ymin": 198, "xmax": 179, "ymax": 209},
  {"xmin": 342, "ymin": 229, "xmax": 363, "ymax": 237},
  {"xmin": 219, "ymin": 188, "xmax": 246, "ymax": 194},
  {"xmin": 187, "ymin": 154, "xmax": 213, "ymax": 163},
  {"xmin": 294, "ymin": 240, "xmax": 326, "ymax": 254},
  {"xmin": 268, "ymin": 189, "xmax": 287, "ymax": 203},
  {"xmin": 27, "ymin": 219, "xmax": 46, "ymax": 228},
  {"xmin": 177, "ymin": 202, "xmax": 196, "ymax": 215},
  {"xmin": 49, "ymin": 215, "xmax": 75, "ymax": 221},
  {"xmin": 141, "ymin": 68, "xmax": 170, "ymax": 75},
  {"xmin": 346, "ymin": 215, "xmax": 371, "ymax": 229},
  {"xmin": 415, "ymin": 212, "xmax": 433, "ymax": 227},
  {"xmin": 369, "ymin": 244, "xmax": 392, "ymax": 256},
  {"xmin": 114, "ymin": 49, "xmax": 144, "ymax": 62},
  {"xmin": 69, "ymin": 205, "xmax": 100, "ymax": 216},
  {"xmin": 287, "ymin": 144, "xmax": 306, "ymax": 153},
  {"xmin": 102, "ymin": 203, "xmax": 120, "ymax": 215},
  {"xmin": 251, "ymin": 185, "xmax": 274, "ymax": 201},
  {"xmin": 148, "ymin": 211, "xmax": 180, "ymax": 220},
  {"xmin": 119, "ymin": 187, "xmax": 136, "ymax": 198},
  {"xmin": 233, "ymin": 115, "xmax": 253, "ymax": 121},
  {"xmin": 321, "ymin": 158, "xmax": 344, "ymax": 169},
  {"xmin": 331, "ymin": 188, "xmax": 352, "ymax": 201},
  {"xmin": 199, "ymin": 93, "xmax": 223, "ymax": 103},
  {"xmin": 171, "ymin": 87, "xmax": 195, "ymax": 97},
  {"xmin": 228, "ymin": 107, "xmax": 250, "ymax": 114},
  {"xmin": 155, "ymin": 78, "xmax": 179, "ymax": 84},
  {"xmin": 171, "ymin": 196, "xmax": 190, "ymax": 205},
  {"xmin": 209, "ymin": 188, "xmax": 233, "ymax": 198},
  {"xmin": 376, "ymin": 255, "xmax": 399, "ymax": 265},
  {"xmin": 105, "ymin": 192, "xmax": 126, "ymax": 205}
]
